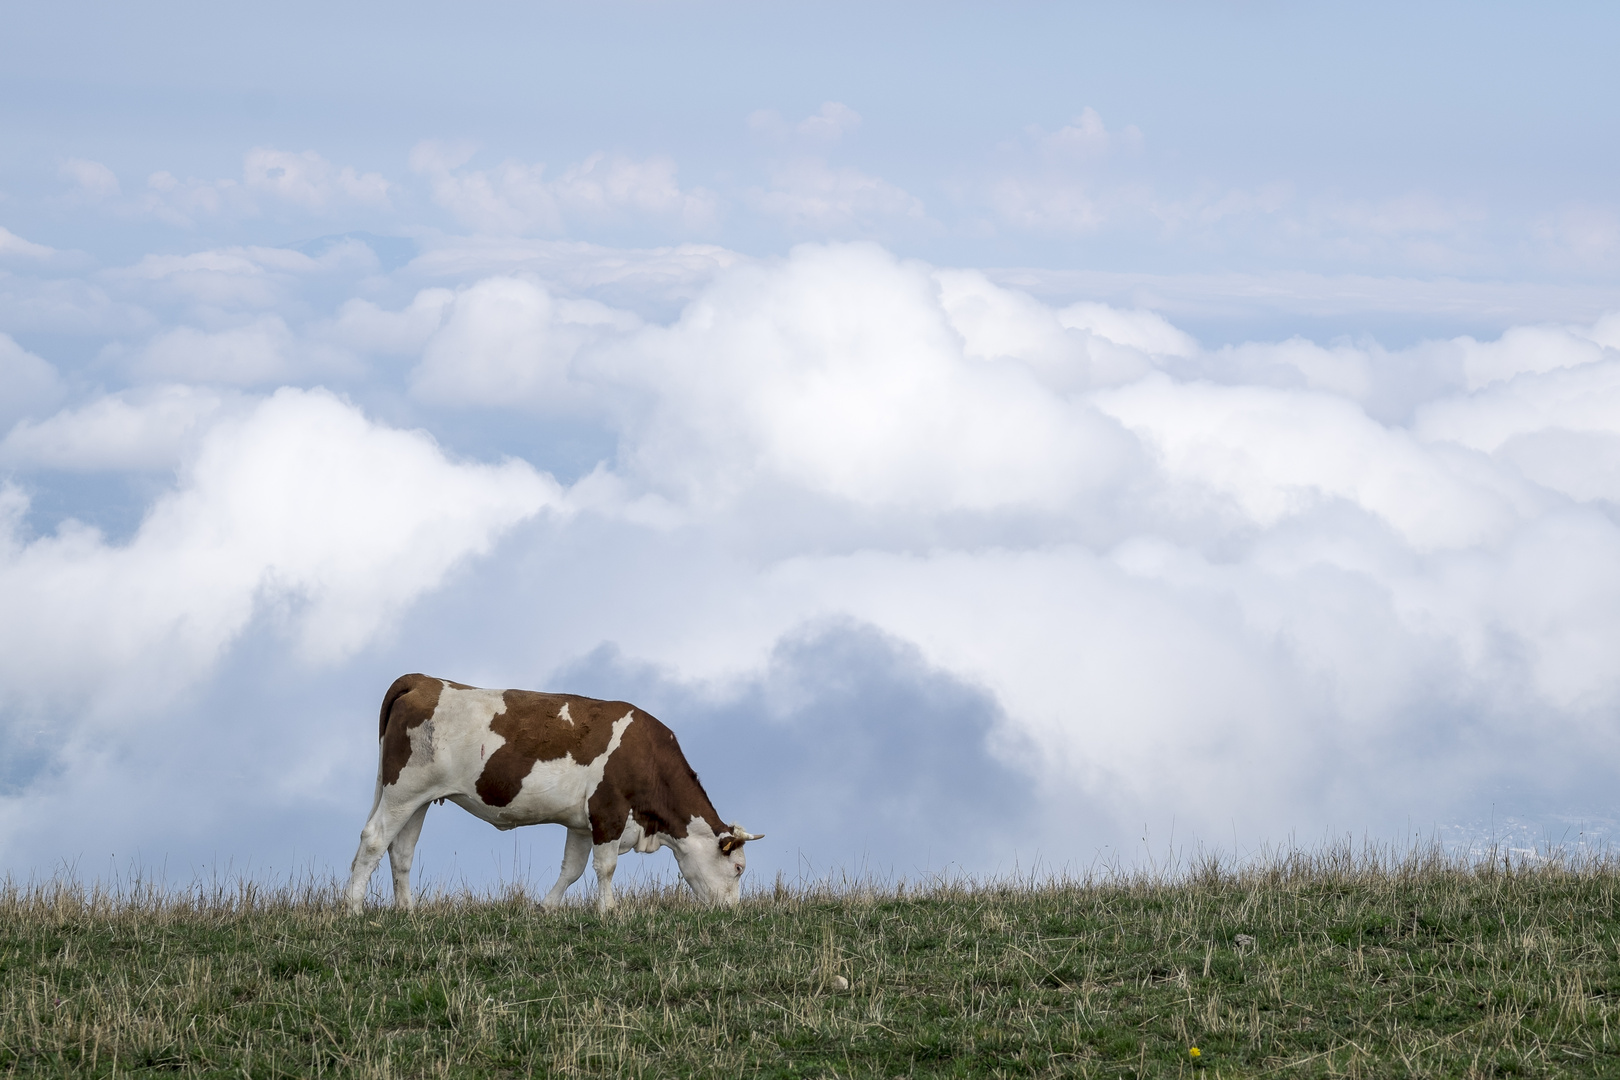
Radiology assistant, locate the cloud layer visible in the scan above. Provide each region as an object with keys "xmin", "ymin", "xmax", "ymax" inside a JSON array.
[
  {"xmin": 2, "ymin": 220, "xmax": 1619, "ymax": 888},
  {"xmin": 17, "ymin": 88, "xmax": 1620, "ymax": 286}
]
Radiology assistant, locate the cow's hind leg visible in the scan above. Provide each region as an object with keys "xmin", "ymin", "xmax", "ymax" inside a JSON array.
[
  {"xmin": 346, "ymin": 792, "xmax": 430, "ymax": 914},
  {"xmin": 592, "ymin": 840, "xmax": 622, "ymax": 913},
  {"xmin": 386, "ymin": 802, "xmax": 431, "ymax": 911},
  {"xmin": 542, "ymin": 828, "xmax": 592, "ymax": 908}
]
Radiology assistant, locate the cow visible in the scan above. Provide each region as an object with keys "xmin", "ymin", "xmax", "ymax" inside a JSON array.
[{"xmin": 345, "ymin": 674, "xmax": 762, "ymax": 914}]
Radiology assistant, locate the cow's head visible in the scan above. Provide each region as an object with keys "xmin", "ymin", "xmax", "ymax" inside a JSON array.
[{"xmin": 672, "ymin": 819, "xmax": 764, "ymax": 904}]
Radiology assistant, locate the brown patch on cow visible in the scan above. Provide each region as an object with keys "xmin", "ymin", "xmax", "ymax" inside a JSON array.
[
  {"xmin": 587, "ymin": 708, "xmax": 727, "ymax": 846},
  {"xmin": 379, "ymin": 674, "xmax": 445, "ymax": 787},
  {"xmin": 473, "ymin": 692, "xmax": 627, "ymax": 808}
]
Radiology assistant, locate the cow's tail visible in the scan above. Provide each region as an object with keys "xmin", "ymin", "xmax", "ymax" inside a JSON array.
[{"xmin": 378, "ymin": 673, "xmax": 424, "ymax": 743}]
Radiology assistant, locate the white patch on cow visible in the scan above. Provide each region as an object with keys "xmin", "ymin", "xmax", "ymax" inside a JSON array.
[
  {"xmin": 558, "ymin": 702, "xmax": 573, "ymax": 726},
  {"xmin": 454, "ymin": 706, "xmax": 635, "ymax": 832},
  {"xmin": 390, "ymin": 684, "xmax": 508, "ymax": 791}
]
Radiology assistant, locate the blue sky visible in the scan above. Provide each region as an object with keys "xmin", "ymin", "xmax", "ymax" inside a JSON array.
[
  {"xmin": 2, "ymin": 2, "xmax": 1619, "ymax": 895},
  {"xmin": 8, "ymin": 2, "xmax": 1619, "ymax": 292}
]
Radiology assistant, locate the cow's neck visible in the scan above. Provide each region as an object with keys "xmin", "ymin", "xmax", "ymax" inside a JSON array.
[{"xmin": 660, "ymin": 754, "xmax": 726, "ymax": 839}]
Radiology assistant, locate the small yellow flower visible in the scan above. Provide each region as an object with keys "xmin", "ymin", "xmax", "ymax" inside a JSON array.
[{"xmin": 1189, "ymin": 1047, "xmax": 1201, "ymax": 1058}]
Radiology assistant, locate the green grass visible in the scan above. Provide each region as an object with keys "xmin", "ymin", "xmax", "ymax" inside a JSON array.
[{"xmin": 5, "ymin": 845, "xmax": 1620, "ymax": 1077}]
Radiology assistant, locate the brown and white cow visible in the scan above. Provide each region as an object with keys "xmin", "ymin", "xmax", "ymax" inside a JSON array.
[{"xmin": 345, "ymin": 674, "xmax": 762, "ymax": 914}]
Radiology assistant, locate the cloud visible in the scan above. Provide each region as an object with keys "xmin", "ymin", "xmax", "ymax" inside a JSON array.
[
  {"xmin": 0, "ymin": 333, "xmax": 66, "ymax": 430},
  {"xmin": 1097, "ymin": 375, "xmax": 1542, "ymax": 550},
  {"xmin": 1449, "ymin": 323, "xmax": 1614, "ymax": 390},
  {"xmin": 1533, "ymin": 204, "xmax": 1620, "ymax": 270},
  {"xmin": 451, "ymin": 254, "xmax": 1620, "ymax": 859},
  {"xmin": 9, "ymin": 234, "xmax": 1620, "ymax": 882},
  {"xmin": 130, "ymin": 316, "xmax": 358, "ymax": 385},
  {"xmin": 981, "ymin": 108, "xmax": 1145, "ymax": 235},
  {"xmin": 400, "ymin": 236, "xmax": 742, "ymax": 321},
  {"xmin": 748, "ymin": 101, "xmax": 864, "ymax": 144},
  {"xmin": 0, "ymin": 385, "xmax": 227, "ymax": 471},
  {"xmin": 1060, "ymin": 302, "xmax": 1199, "ymax": 357},
  {"xmin": 410, "ymin": 143, "xmax": 718, "ymax": 236},
  {"xmin": 604, "ymin": 244, "xmax": 1137, "ymax": 510},
  {"xmin": 361, "ymin": 244, "xmax": 1153, "ymax": 521},
  {"xmin": 134, "ymin": 149, "xmax": 392, "ymax": 226},
  {"xmin": 973, "ymin": 108, "xmax": 1547, "ymax": 278},
  {"xmin": 1164, "ymin": 316, "xmax": 1620, "ymax": 426},
  {"xmin": 138, "ymin": 169, "xmax": 253, "ymax": 226},
  {"xmin": 987, "ymin": 176, "xmax": 1103, "ymax": 233},
  {"xmin": 58, "ymin": 158, "xmax": 121, "ymax": 202},
  {"xmin": 547, "ymin": 155, "xmax": 715, "ymax": 227},
  {"xmin": 322, "ymin": 288, "xmax": 456, "ymax": 356},
  {"xmin": 742, "ymin": 103, "xmax": 925, "ymax": 236},
  {"xmin": 1413, "ymin": 337, "xmax": 1620, "ymax": 494},
  {"xmin": 795, "ymin": 101, "xmax": 862, "ymax": 141},
  {"xmin": 108, "ymin": 240, "xmax": 380, "ymax": 314},
  {"xmin": 242, "ymin": 148, "xmax": 391, "ymax": 211},
  {"xmin": 1033, "ymin": 107, "xmax": 1144, "ymax": 159},
  {"xmin": 0, "ymin": 226, "xmax": 56, "ymax": 261},
  {"xmin": 752, "ymin": 160, "xmax": 926, "ymax": 234},
  {"xmin": 0, "ymin": 388, "xmax": 560, "ymax": 725},
  {"xmin": 934, "ymin": 268, "xmax": 1094, "ymax": 390},
  {"xmin": 1197, "ymin": 336, "xmax": 1378, "ymax": 400},
  {"xmin": 410, "ymin": 276, "xmax": 638, "ymax": 408}
]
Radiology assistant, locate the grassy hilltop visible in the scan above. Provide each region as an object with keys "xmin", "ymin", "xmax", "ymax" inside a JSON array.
[{"xmin": 3, "ymin": 846, "xmax": 1620, "ymax": 1078}]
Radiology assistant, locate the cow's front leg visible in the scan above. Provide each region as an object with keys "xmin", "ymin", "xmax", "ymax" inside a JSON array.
[
  {"xmin": 386, "ymin": 802, "xmax": 431, "ymax": 911},
  {"xmin": 592, "ymin": 841, "xmax": 622, "ymax": 913},
  {"xmin": 542, "ymin": 828, "xmax": 592, "ymax": 908}
]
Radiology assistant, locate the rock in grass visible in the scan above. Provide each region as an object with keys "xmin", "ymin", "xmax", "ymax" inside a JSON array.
[{"xmin": 830, "ymin": 975, "xmax": 850, "ymax": 990}]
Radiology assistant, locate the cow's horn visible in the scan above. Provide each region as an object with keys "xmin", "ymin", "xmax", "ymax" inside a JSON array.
[{"xmin": 730, "ymin": 825, "xmax": 763, "ymax": 842}]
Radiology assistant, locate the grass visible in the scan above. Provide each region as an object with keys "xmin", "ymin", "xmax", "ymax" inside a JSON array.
[{"xmin": 4, "ymin": 844, "xmax": 1620, "ymax": 1077}]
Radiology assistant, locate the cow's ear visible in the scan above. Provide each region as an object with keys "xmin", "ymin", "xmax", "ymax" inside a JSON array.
[{"xmin": 719, "ymin": 836, "xmax": 743, "ymax": 855}]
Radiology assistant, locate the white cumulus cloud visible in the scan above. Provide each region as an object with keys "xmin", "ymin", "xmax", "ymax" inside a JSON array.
[
  {"xmin": 411, "ymin": 276, "xmax": 638, "ymax": 408},
  {"xmin": 0, "ymin": 385, "xmax": 228, "ymax": 471},
  {"xmin": 610, "ymin": 244, "xmax": 1133, "ymax": 510},
  {"xmin": 0, "ymin": 388, "xmax": 561, "ymax": 719}
]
